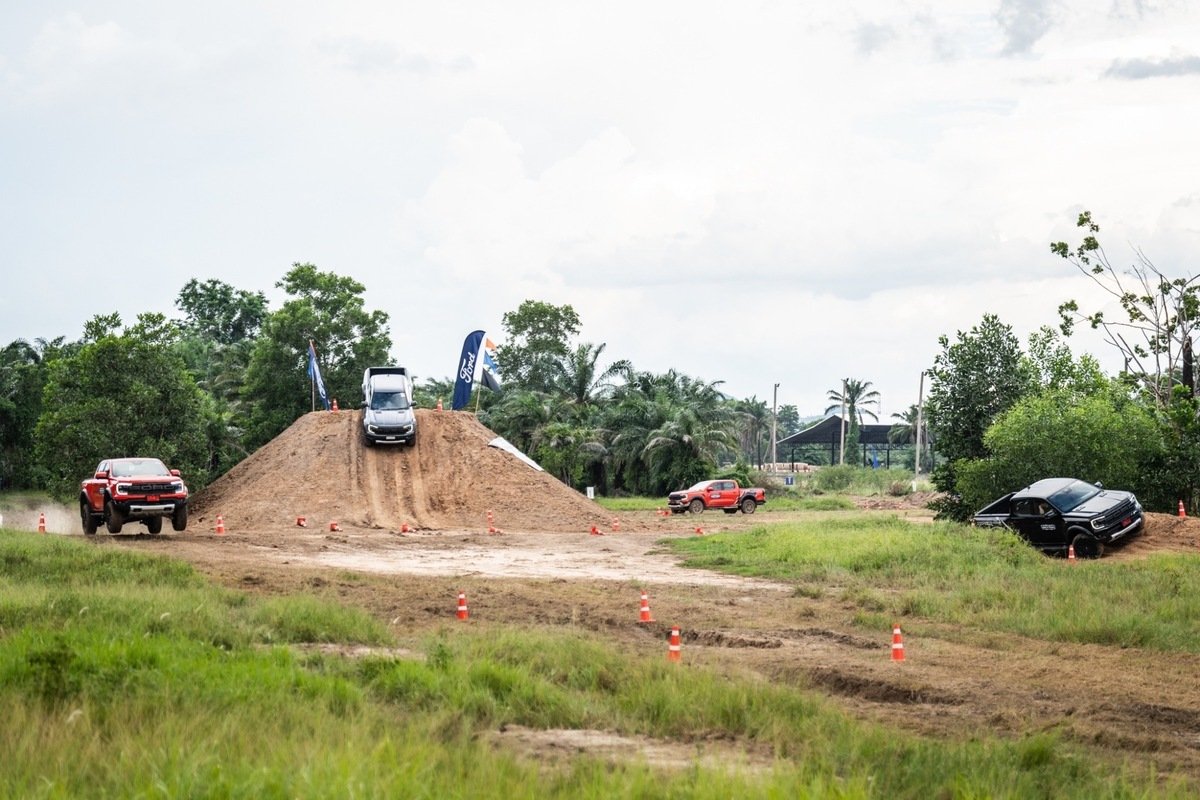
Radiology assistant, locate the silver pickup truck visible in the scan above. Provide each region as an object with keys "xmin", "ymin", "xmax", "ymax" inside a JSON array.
[{"xmin": 360, "ymin": 366, "xmax": 417, "ymax": 446}]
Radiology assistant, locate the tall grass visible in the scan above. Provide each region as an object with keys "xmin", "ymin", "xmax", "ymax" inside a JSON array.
[
  {"xmin": 667, "ymin": 516, "xmax": 1200, "ymax": 652},
  {"xmin": 0, "ymin": 529, "xmax": 1190, "ymax": 797}
]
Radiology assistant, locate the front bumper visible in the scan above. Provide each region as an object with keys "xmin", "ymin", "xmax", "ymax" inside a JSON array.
[{"xmin": 111, "ymin": 498, "xmax": 186, "ymax": 519}]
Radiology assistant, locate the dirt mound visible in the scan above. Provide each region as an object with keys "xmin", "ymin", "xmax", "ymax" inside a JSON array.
[
  {"xmin": 191, "ymin": 410, "xmax": 615, "ymax": 532},
  {"xmin": 1119, "ymin": 512, "xmax": 1200, "ymax": 557}
]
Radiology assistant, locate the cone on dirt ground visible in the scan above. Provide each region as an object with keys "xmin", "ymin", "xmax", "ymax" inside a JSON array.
[
  {"xmin": 1067, "ymin": 543, "xmax": 1076, "ymax": 562},
  {"xmin": 694, "ymin": 526, "xmax": 704, "ymax": 535},
  {"xmin": 1179, "ymin": 500, "xmax": 1187, "ymax": 518},
  {"xmin": 296, "ymin": 516, "xmax": 307, "ymax": 528},
  {"xmin": 611, "ymin": 517, "xmax": 620, "ymax": 532},
  {"xmin": 331, "ymin": 398, "xmax": 339, "ymax": 411},
  {"xmin": 456, "ymin": 592, "xmax": 469, "ymax": 621},
  {"xmin": 436, "ymin": 398, "xmax": 443, "ymax": 411},
  {"xmin": 486, "ymin": 510, "xmax": 496, "ymax": 533},
  {"xmin": 589, "ymin": 524, "xmax": 603, "ymax": 536},
  {"xmin": 891, "ymin": 623, "xmax": 906, "ymax": 662},
  {"xmin": 400, "ymin": 522, "xmax": 410, "ymax": 533},
  {"xmin": 329, "ymin": 520, "xmax": 341, "ymax": 532},
  {"xmin": 638, "ymin": 592, "xmax": 654, "ymax": 623},
  {"xmin": 37, "ymin": 512, "xmax": 46, "ymax": 533},
  {"xmin": 215, "ymin": 515, "xmax": 226, "ymax": 535},
  {"xmin": 667, "ymin": 626, "xmax": 682, "ymax": 662}
]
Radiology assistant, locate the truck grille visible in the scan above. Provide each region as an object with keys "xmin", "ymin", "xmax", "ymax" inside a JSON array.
[
  {"xmin": 1095, "ymin": 498, "xmax": 1136, "ymax": 530},
  {"xmin": 130, "ymin": 482, "xmax": 179, "ymax": 494}
]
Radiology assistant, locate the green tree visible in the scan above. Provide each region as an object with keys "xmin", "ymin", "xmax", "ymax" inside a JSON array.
[
  {"xmin": 0, "ymin": 337, "xmax": 71, "ymax": 489},
  {"xmin": 926, "ymin": 314, "xmax": 1033, "ymax": 519},
  {"xmin": 954, "ymin": 386, "xmax": 1160, "ymax": 514},
  {"xmin": 550, "ymin": 341, "xmax": 630, "ymax": 416},
  {"xmin": 33, "ymin": 316, "xmax": 210, "ymax": 500},
  {"xmin": 242, "ymin": 264, "xmax": 391, "ymax": 449},
  {"xmin": 824, "ymin": 378, "xmax": 880, "ymax": 465},
  {"xmin": 1052, "ymin": 210, "xmax": 1200, "ymax": 408},
  {"xmin": 176, "ymin": 278, "xmax": 268, "ymax": 346},
  {"xmin": 732, "ymin": 396, "xmax": 770, "ymax": 468},
  {"xmin": 498, "ymin": 300, "xmax": 580, "ymax": 392}
]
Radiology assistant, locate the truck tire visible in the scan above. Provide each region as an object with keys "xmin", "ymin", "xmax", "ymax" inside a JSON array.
[
  {"xmin": 80, "ymin": 499, "xmax": 98, "ymax": 535},
  {"xmin": 1070, "ymin": 531, "xmax": 1103, "ymax": 559},
  {"xmin": 741, "ymin": 497, "xmax": 758, "ymax": 515},
  {"xmin": 688, "ymin": 498, "xmax": 705, "ymax": 514},
  {"xmin": 105, "ymin": 499, "xmax": 124, "ymax": 534},
  {"xmin": 172, "ymin": 504, "xmax": 188, "ymax": 532},
  {"xmin": 146, "ymin": 517, "xmax": 163, "ymax": 535}
]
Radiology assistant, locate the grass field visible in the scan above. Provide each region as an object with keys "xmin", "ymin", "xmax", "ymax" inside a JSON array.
[{"xmin": 1, "ymin": 526, "xmax": 1195, "ymax": 798}]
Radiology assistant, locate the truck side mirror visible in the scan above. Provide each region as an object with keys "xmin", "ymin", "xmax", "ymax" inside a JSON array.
[
  {"xmin": 170, "ymin": 469, "xmax": 181, "ymax": 477},
  {"xmin": 359, "ymin": 401, "xmax": 368, "ymax": 409},
  {"xmin": 94, "ymin": 471, "xmax": 108, "ymax": 479}
]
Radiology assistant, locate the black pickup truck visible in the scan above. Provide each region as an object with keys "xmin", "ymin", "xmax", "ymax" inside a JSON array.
[{"xmin": 973, "ymin": 477, "xmax": 1143, "ymax": 558}]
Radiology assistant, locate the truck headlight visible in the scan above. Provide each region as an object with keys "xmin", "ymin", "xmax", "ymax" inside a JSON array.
[{"xmin": 116, "ymin": 483, "xmax": 131, "ymax": 495}]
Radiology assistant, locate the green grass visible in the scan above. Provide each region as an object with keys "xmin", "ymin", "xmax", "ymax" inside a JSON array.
[
  {"xmin": 0, "ymin": 528, "xmax": 1192, "ymax": 797},
  {"xmin": 594, "ymin": 494, "xmax": 858, "ymax": 512},
  {"xmin": 667, "ymin": 515, "xmax": 1200, "ymax": 652}
]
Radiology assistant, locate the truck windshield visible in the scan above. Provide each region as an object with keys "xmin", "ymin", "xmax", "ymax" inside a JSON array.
[
  {"xmin": 370, "ymin": 391, "xmax": 410, "ymax": 411},
  {"xmin": 110, "ymin": 459, "xmax": 170, "ymax": 477},
  {"xmin": 1047, "ymin": 480, "xmax": 1100, "ymax": 512}
]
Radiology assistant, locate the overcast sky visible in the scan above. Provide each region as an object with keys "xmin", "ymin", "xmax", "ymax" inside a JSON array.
[{"xmin": 3, "ymin": 1, "xmax": 1199, "ymax": 419}]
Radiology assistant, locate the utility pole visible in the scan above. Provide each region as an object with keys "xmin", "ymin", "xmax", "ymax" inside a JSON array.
[
  {"xmin": 771, "ymin": 382, "xmax": 780, "ymax": 471},
  {"xmin": 839, "ymin": 378, "xmax": 847, "ymax": 466},
  {"xmin": 914, "ymin": 371, "xmax": 925, "ymax": 490}
]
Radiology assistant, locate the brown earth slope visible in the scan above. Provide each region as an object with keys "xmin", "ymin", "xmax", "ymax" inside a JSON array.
[{"xmin": 191, "ymin": 409, "xmax": 615, "ymax": 533}]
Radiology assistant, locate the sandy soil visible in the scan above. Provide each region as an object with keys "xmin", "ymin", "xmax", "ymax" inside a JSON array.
[{"xmin": 19, "ymin": 409, "xmax": 1200, "ymax": 778}]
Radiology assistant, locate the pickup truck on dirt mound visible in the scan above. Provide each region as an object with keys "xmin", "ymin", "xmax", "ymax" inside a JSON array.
[
  {"xmin": 668, "ymin": 479, "xmax": 766, "ymax": 515},
  {"xmin": 80, "ymin": 457, "xmax": 189, "ymax": 535},
  {"xmin": 360, "ymin": 366, "xmax": 417, "ymax": 446}
]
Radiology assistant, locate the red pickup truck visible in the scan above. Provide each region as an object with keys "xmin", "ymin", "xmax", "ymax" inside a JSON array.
[
  {"xmin": 668, "ymin": 479, "xmax": 766, "ymax": 515},
  {"xmin": 80, "ymin": 457, "xmax": 189, "ymax": 535}
]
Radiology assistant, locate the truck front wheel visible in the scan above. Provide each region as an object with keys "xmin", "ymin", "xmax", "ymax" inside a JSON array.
[
  {"xmin": 688, "ymin": 498, "xmax": 705, "ymax": 514},
  {"xmin": 172, "ymin": 504, "xmax": 188, "ymax": 532},
  {"xmin": 741, "ymin": 497, "xmax": 757, "ymax": 515},
  {"xmin": 105, "ymin": 500, "xmax": 124, "ymax": 534},
  {"xmin": 146, "ymin": 517, "xmax": 163, "ymax": 535}
]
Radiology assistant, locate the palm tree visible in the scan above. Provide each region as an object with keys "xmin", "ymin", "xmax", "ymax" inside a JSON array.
[
  {"xmin": 890, "ymin": 403, "xmax": 932, "ymax": 472},
  {"xmin": 824, "ymin": 378, "xmax": 881, "ymax": 426},
  {"xmin": 550, "ymin": 342, "xmax": 631, "ymax": 413}
]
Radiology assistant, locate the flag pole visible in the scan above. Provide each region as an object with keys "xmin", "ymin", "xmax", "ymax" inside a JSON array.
[
  {"xmin": 474, "ymin": 379, "xmax": 482, "ymax": 414},
  {"xmin": 309, "ymin": 340, "xmax": 316, "ymax": 412}
]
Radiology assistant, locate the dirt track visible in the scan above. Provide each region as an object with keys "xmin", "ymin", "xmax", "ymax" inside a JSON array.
[{"xmin": 33, "ymin": 410, "xmax": 1200, "ymax": 778}]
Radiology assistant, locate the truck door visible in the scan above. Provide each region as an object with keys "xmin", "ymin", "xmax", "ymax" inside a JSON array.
[{"xmin": 1012, "ymin": 498, "xmax": 1062, "ymax": 549}]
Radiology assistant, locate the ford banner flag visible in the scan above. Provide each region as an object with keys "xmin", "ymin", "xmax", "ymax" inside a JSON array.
[
  {"xmin": 307, "ymin": 340, "xmax": 330, "ymax": 410},
  {"xmin": 481, "ymin": 337, "xmax": 502, "ymax": 393},
  {"xmin": 452, "ymin": 330, "xmax": 484, "ymax": 410}
]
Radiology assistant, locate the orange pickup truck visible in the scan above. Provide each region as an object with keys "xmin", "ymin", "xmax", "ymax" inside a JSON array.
[{"xmin": 667, "ymin": 479, "xmax": 765, "ymax": 515}]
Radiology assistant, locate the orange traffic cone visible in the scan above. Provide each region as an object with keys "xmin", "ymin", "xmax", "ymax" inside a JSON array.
[
  {"xmin": 1179, "ymin": 500, "xmax": 1187, "ymax": 518},
  {"xmin": 329, "ymin": 520, "xmax": 341, "ymax": 532},
  {"xmin": 1067, "ymin": 543, "xmax": 1076, "ymax": 562},
  {"xmin": 436, "ymin": 398, "xmax": 443, "ymax": 411},
  {"xmin": 331, "ymin": 398, "xmax": 339, "ymax": 411},
  {"xmin": 891, "ymin": 623, "xmax": 906, "ymax": 662},
  {"xmin": 456, "ymin": 592, "xmax": 469, "ymax": 621},
  {"xmin": 37, "ymin": 512, "xmax": 46, "ymax": 534},
  {"xmin": 667, "ymin": 626, "xmax": 682, "ymax": 662},
  {"xmin": 638, "ymin": 592, "xmax": 654, "ymax": 623},
  {"xmin": 215, "ymin": 515, "xmax": 226, "ymax": 535},
  {"xmin": 296, "ymin": 516, "xmax": 307, "ymax": 527},
  {"xmin": 486, "ymin": 510, "xmax": 495, "ymax": 534},
  {"xmin": 694, "ymin": 526, "xmax": 704, "ymax": 535},
  {"xmin": 611, "ymin": 517, "xmax": 620, "ymax": 532},
  {"xmin": 400, "ymin": 522, "xmax": 410, "ymax": 533},
  {"xmin": 589, "ymin": 524, "xmax": 603, "ymax": 536}
]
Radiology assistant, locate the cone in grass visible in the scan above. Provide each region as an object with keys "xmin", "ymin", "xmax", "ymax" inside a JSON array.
[
  {"xmin": 638, "ymin": 592, "xmax": 654, "ymax": 623},
  {"xmin": 1067, "ymin": 543, "xmax": 1076, "ymax": 562},
  {"xmin": 667, "ymin": 626, "xmax": 682, "ymax": 662},
  {"xmin": 456, "ymin": 592, "xmax": 469, "ymax": 621},
  {"xmin": 215, "ymin": 515, "xmax": 226, "ymax": 535},
  {"xmin": 891, "ymin": 623, "xmax": 906, "ymax": 662}
]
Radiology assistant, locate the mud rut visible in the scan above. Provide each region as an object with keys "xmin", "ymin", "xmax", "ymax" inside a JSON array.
[{"xmin": 81, "ymin": 410, "xmax": 1200, "ymax": 780}]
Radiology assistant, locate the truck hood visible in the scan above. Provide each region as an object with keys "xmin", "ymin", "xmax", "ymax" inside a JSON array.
[
  {"xmin": 364, "ymin": 408, "xmax": 415, "ymax": 426},
  {"xmin": 1068, "ymin": 491, "xmax": 1132, "ymax": 515}
]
